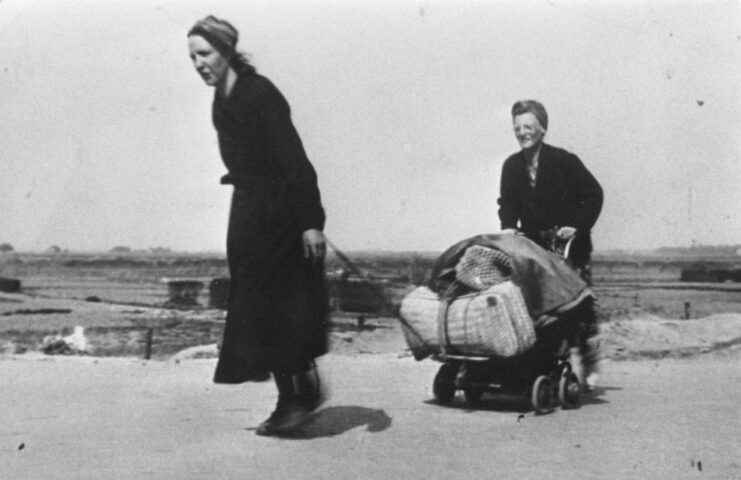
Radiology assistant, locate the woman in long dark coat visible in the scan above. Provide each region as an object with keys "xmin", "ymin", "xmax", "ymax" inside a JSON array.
[{"xmin": 187, "ymin": 16, "xmax": 329, "ymax": 436}]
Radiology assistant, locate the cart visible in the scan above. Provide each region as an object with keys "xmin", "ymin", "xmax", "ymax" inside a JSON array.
[
  {"xmin": 424, "ymin": 231, "xmax": 591, "ymax": 414},
  {"xmin": 431, "ymin": 299, "xmax": 586, "ymax": 414}
]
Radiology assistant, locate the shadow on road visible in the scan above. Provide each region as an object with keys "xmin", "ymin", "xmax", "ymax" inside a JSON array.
[
  {"xmin": 424, "ymin": 395, "xmax": 532, "ymax": 413},
  {"xmin": 270, "ymin": 406, "xmax": 392, "ymax": 439},
  {"xmin": 422, "ymin": 386, "xmax": 617, "ymax": 413},
  {"xmin": 579, "ymin": 385, "xmax": 619, "ymax": 406}
]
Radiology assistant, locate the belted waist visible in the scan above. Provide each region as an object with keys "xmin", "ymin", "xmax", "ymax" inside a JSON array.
[{"xmin": 220, "ymin": 172, "xmax": 277, "ymax": 188}]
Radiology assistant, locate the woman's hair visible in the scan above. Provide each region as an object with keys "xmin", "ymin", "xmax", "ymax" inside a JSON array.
[
  {"xmin": 511, "ymin": 100, "xmax": 548, "ymax": 130},
  {"xmin": 188, "ymin": 15, "xmax": 256, "ymax": 76}
]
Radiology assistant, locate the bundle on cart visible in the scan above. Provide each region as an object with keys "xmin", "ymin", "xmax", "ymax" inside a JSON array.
[
  {"xmin": 400, "ymin": 280, "xmax": 535, "ymax": 359},
  {"xmin": 398, "ymin": 234, "xmax": 591, "ymax": 361}
]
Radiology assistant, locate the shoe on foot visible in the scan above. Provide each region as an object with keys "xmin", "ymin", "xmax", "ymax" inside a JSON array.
[
  {"xmin": 255, "ymin": 402, "xmax": 313, "ymax": 436},
  {"xmin": 256, "ymin": 412, "xmax": 280, "ymax": 436},
  {"xmin": 255, "ymin": 398, "xmax": 287, "ymax": 436}
]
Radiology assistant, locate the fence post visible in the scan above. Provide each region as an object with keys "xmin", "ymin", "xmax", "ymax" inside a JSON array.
[
  {"xmin": 145, "ymin": 328, "xmax": 154, "ymax": 359},
  {"xmin": 684, "ymin": 301, "xmax": 691, "ymax": 320}
]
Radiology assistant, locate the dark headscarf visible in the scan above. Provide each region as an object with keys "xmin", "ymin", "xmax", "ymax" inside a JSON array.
[
  {"xmin": 511, "ymin": 100, "xmax": 548, "ymax": 131},
  {"xmin": 188, "ymin": 16, "xmax": 255, "ymax": 75},
  {"xmin": 189, "ymin": 16, "xmax": 238, "ymax": 59}
]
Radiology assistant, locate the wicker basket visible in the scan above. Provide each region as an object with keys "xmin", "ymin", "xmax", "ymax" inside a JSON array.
[
  {"xmin": 399, "ymin": 281, "xmax": 535, "ymax": 359},
  {"xmin": 399, "ymin": 286, "xmax": 442, "ymax": 359},
  {"xmin": 454, "ymin": 245, "xmax": 512, "ymax": 290}
]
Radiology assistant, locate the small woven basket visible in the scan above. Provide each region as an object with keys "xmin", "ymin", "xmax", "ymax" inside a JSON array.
[{"xmin": 454, "ymin": 245, "xmax": 512, "ymax": 291}]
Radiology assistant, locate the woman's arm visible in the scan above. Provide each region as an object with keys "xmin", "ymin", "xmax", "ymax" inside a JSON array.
[
  {"xmin": 258, "ymin": 79, "xmax": 326, "ymax": 235},
  {"xmin": 564, "ymin": 153, "xmax": 603, "ymax": 232}
]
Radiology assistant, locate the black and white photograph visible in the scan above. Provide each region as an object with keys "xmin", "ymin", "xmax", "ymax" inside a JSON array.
[{"xmin": 1, "ymin": 0, "xmax": 739, "ymax": 478}]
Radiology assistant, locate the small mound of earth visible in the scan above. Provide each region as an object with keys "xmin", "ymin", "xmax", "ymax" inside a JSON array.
[
  {"xmin": 600, "ymin": 313, "xmax": 741, "ymax": 360},
  {"xmin": 328, "ymin": 316, "xmax": 408, "ymax": 356},
  {"xmin": 168, "ymin": 343, "xmax": 219, "ymax": 361}
]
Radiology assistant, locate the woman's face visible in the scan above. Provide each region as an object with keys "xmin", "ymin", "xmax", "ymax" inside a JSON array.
[
  {"xmin": 188, "ymin": 35, "xmax": 230, "ymax": 87},
  {"xmin": 513, "ymin": 112, "xmax": 546, "ymax": 151}
]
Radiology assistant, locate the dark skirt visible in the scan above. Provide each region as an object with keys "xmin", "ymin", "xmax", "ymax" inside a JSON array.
[{"xmin": 213, "ymin": 187, "xmax": 329, "ymax": 384}]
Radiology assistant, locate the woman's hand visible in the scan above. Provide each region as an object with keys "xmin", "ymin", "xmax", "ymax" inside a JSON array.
[
  {"xmin": 556, "ymin": 226, "xmax": 577, "ymax": 239},
  {"xmin": 302, "ymin": 229, "xmax": 326, "ymax": 264}
]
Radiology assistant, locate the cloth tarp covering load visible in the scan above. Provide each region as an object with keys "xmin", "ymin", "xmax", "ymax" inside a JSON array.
[{"xmin": 399, "ymin": 234, "xmax": 592, "ymax": 360}]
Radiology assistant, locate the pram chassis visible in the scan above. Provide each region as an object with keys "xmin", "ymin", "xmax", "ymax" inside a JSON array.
[{"xmin": 430, "ymin": 233, "xmax": 584, "ymax": 414}]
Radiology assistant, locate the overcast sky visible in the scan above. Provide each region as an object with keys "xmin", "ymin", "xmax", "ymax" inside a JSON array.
[{"xmin": 1, "ymin": 0, "xmax": 739, "ymax": 253}]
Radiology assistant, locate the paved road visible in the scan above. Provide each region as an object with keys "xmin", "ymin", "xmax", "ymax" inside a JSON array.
[{"xmin": 2, "ymin": 350, "xmax": 740, "ymax": 479}]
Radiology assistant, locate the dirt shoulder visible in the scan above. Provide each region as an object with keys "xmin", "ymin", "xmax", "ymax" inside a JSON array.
[
  {"xmin": 600, "ymin": 312, "xmax": 741, "ymax": 360},
  {"xmin": 3, "ymin": 291, "xmax": 741, "ymax": 362}
]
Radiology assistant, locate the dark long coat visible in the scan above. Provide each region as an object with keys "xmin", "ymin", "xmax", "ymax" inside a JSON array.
[
  {"xmin": 211, "ymin": 73, "xmax": 328, "ymax": 383},
  {"xmin": 498, "ymin": 143, "xmax": 603, "ymax": 266}
]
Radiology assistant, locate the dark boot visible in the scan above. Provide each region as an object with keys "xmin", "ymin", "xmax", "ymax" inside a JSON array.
[
  {"xmin": 295, "ymin": 362, "xmax": 328, "ymax": 412},
  {"xmin": 256, "ymin": 368, "xmax": 325, "ymax": 436},
  {"xmin": 256, "ymin": 372, "xmax": 302, "ymax": 436}
]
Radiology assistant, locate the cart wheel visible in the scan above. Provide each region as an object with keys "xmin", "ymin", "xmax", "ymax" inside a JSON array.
[
  {"xmin": 463, "ymin": 387, "xmax": 484, "ymax": 406},
  {"xmin": 433, "ymin": 363, "xmax": 458, "ymax": 405},
  {"xmin": 531, "ymin": 375, "xmax": 553, "ymax": 414},
  {"xmin": 558, "ymin": 371, "xmax": 581, "ymax": 409}
]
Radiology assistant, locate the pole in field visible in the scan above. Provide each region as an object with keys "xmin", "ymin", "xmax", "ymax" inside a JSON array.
[{"xmin": 145, "ymin": 327, "xmax": 154, "ymax": 359}]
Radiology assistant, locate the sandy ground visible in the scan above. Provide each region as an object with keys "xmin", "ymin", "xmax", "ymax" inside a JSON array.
[
  {"xmin": 2, "ymin": 293, "xmax": 741, "ymax": 479},
  {"xmin": 1, "ymin": 349, "xmax": 740, "ymax": 479}
]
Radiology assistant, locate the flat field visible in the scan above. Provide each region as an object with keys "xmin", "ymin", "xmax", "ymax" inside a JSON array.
[{"xmin": 1, "ymin": 251, "xmax": 740, "ymax": 359}]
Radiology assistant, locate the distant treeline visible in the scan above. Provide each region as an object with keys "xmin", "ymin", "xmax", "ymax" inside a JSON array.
[
  {"xmin": 653, "ymin": 245, "xmax": 741, "ymax": 257},
  {"xmin": 3, "ymin": 247, "xmax": 739, "ymax": 274},
  {"xmin": 0, "ymin": 253, "xmax": 228, "ymax": 269}
]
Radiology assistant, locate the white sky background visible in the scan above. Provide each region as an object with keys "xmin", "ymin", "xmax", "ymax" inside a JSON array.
[{"xmin": 0, "ymin": 0, "xmax": 739, "ymax": 253}]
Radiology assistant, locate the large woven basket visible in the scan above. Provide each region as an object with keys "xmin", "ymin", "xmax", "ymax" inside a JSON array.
[{"xmin": 399, "ymin": 281, "xmax": 535, "ymax": 359}]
